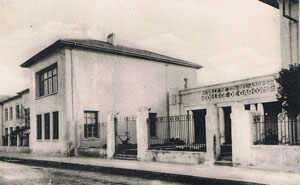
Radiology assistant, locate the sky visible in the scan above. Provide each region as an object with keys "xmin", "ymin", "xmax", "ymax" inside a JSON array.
[{"xmin": 0, "ymin": 0, "xmax": 280, "ymax": 95}]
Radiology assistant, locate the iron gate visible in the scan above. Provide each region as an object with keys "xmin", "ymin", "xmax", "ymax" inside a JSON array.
[{"xmin": 115, "ymin": 116, "xmax": 137, "ymax": 155}]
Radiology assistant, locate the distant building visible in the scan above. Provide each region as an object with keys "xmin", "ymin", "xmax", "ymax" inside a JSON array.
[{"xmin": 0, "ymin": 89, "xmax": 30, "ymax": 153}]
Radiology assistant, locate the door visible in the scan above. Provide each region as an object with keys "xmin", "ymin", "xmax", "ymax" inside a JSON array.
[{"xmin": 192, "ymin": 109, "xmax": 206, "ymax": 145}]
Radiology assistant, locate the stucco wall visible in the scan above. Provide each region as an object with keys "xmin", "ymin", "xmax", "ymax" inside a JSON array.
[
  {"xmin": 29, "ymin": 51, "xmax": 68, "ymax": 155},
  {"xmin": 144, "ymin": 150, "xmax": 206, "ymax": 164},
  {"xmin": 278, "ymin": 1, "xmax": 299, "ymax": 68},
  {"xmin": 67, "ymin": 48, "xmax": 198, "ymax": 148},
  {"xmin": 250, "ymin": 145, "xmax": 300, "ymax": 171}
]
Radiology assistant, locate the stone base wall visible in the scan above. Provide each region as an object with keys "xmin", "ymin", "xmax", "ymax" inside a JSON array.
[
  {"xmin": 0, "ymin": 146, "xmax": 30, "ymax": 153},
  {"xmin": 76, "ymin": 147, "xmax": 107, "ymax": 158},
  {"xmin": 145, "ymin": 150, "xmax": 206, "ymax": 164},
  {"xmin": 235, "ymin": 145, "xmax": 300, "ymax": 172}
]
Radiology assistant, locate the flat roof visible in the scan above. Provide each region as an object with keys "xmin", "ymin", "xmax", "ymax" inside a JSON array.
[{"xmin": 20, "ymin": 39, "xmax": 202, "ymax": 69}]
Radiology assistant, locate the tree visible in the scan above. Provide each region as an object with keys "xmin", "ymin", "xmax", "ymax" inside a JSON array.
[{"xmin": 276, "ymin": 64, "xmax": 300, "ymax": 116}]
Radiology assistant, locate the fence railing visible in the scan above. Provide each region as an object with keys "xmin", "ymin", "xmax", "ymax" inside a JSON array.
[
  {"xmin": 147, "ymin": 114, "xmax": 206, "ymax": 152},
  {"xmin": 253, "ymin": 114, "xmax": 300, "ymax": 145}
]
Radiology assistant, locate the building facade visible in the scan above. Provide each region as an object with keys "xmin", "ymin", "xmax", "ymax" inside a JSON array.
[{"xmin": 18, "ymin": 34, "xmax": 201, "ymax": 155}]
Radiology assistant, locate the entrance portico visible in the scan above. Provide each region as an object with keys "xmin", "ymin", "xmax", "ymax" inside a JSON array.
[{"xmin": 174, "ymin": 74, "xmax": 278, "ymax": 165}]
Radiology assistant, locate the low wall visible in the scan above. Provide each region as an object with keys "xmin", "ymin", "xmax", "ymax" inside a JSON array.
[
  {"xmin": 145, "ymin": 150, "xmax": 206, "ymax": 164},
  {"xmin": 246, "ymin": 145, "xmax": 300, "ymax": 171},
  {"xmin": 0, "ymin": 146, "xmax": 30, "ymax": 153},
  {"xmin": 77, "ymin": 147, "xmax": 107, "ymax": 158}
]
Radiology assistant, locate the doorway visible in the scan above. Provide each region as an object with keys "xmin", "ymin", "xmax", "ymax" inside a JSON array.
[
  {"xmin": 221, "ymin": 106, "xmax": 232, "ymax": 161},
  {"xmin": 192, "ymin": 109, "xmax": 207, "ymax": 151}
]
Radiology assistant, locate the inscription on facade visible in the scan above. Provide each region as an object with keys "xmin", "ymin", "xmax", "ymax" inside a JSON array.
[{"xmin": 201, "ymin": 79, "xmax": 276, "ymax": 101}]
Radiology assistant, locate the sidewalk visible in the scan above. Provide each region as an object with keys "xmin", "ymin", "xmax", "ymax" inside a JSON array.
[{"xmin": 0, "ymin": 152, "xmax": 299, "ymax": 185}]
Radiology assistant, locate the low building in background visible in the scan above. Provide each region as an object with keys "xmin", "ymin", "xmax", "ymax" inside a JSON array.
[{"xmin": 0, "ymin": 89, "xmax": 30, "ymax": 153}]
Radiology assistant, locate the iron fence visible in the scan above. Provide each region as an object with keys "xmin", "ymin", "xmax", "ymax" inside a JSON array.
[
  {"xmin": 253, "ymin": 114, "xmax": 300, "ymax": 145},
  {"xmin": 148, "ymin": 114, "xmax": 206, "ymax": 152}
]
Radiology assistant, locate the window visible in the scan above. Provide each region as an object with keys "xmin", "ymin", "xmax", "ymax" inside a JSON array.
[
  {"xmin": 149, "ymin": 113, "xmax": 157, "ymax": 137},
  {"xmin": 84, "ymin": 111, "xmax": 98, "ymax": 138},
  {"xmin": 16, "ymin": 105, "xmax": 20, "ymax": 119},
  {"xmin": 53, "ymin": 112, "xmax": 59, "ymax": 139},
  {"xmin": 44, "ymin": 113, "xmax": 50, "ymax": 140},
  {"xmin": 9, "ymin": 107, "xmax": 13, "ymax": 120},
  {"xmin": 4, "ymin": 108, "xmax": 8, "ymax": 121},
  {"xmin": 24, "ymin": 108, "xmax": 30, "ymax": 126},
  {"xmin": 37, "ymin": 115, "xmax": 42, "ymax": 140},
  {"xmin": 184, "ymin": 78, "xmax": 188, "ymax": 89},
  {"xmin": 37, "ymin": 63, "xmax": 58, "ymax": 97}
]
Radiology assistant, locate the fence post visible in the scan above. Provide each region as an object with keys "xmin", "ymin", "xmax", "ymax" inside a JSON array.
[
  {"xmin": 107, "ymin": 112, "xmax": 116, "ymax": 159},
  {"xmin": 136, "ymin": 107, "xmax": 149, "ymax": 161},
  {"xmin": 231, "ymin": 102, "xmax": 254, "ymax": 166}
]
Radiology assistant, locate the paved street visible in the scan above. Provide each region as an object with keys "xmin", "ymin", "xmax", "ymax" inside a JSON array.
[
  {"xmin": 0, "ymin": 160, "xmax": 259, "ymax": 185},
  {"xmin": 0, "ymin": 161, "xmax": 189, "ymax": 185}
]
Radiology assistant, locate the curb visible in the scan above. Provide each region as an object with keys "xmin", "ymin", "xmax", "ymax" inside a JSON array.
[{"xmin": 0, "ymin": 156, "xmax": 263, "ymax": 185}]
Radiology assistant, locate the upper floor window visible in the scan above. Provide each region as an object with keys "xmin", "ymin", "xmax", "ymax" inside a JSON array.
[
  {"xmin": 4, "ymin": 108, "xmax": 8, "ymax": 121},
  {"xmin": 37, "ymin": 63, "xmax": 58, "ymax": 97},
  {"xmin": 16, "ymin": 105, "xmax": 20, "ymax": 119},
  {"xmin": 9, "ymin": 107, "xmax": 13, "ymax": 120},
  {"xmin": 24, "ymin": 108, "xmax": 30, "ymax": 126}
]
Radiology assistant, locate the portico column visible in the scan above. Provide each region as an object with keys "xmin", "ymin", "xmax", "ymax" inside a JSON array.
[
  {"xmin": 257, "ymin": 103, "xmax": 265, "ymax": 141},
  {"xmin": 218, "ymin": 107, "xmax": 225, "ymax": 145},
  {"xmin": 257, "ymin": 104, "xmax": 264, "ymax": 115},
  {"xmin": 8, "ymin": 133, "xmax": 11, "ymax": 146},
  {"xmin": 17, "ymin": 134, "xmax": 20, "ymax": 147},
  {"xmin": 206, "ymin": 104, "xmax": 221, "ymax": 165},
  {"xmin": 107, "ymin": 112, "xmax": 116, "ymax": 159},
  {"xmin": 250, "ymin": 104, "xmax": 256, "ymax": 111}
]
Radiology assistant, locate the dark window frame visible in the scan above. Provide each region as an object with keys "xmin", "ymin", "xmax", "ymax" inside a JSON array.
[
  {"xmin": 53, "ymin": 111, "xmax": 59, "ymax": 140},
  {"xmin": 149, "ymin": 113, "xmax": 157, "ymax": 137},
  {"xmin": 44, "ymin": 113, "xmax": 50, "ymax": 140},
  {"xmin": 4, "ymin": 108, "xmax": 8, "ymax": 121},
  {"xmin": 37, "ymin": 63, "xmax": 58, "ymax": 97},
  {"xmin": 16, "ymin": 105, "xmax": 20, "ymax": 119},
  {"xmin": 37, "ymin": 115, "xmax": 42, "ymax": 140},
  {"xmin": 84, "ymin": 111, "xmax": 99, "ymax": 138},
  {"xmin": 9, "ymin": 107, "xmax": 13, "ymax": 120}
]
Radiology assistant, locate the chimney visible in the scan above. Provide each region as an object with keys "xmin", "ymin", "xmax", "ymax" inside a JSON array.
[{"xmin": 107, "ymin": 33, "xmax": 116, "ymax": 46}]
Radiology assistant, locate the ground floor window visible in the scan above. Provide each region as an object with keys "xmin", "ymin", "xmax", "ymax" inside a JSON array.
[
  {"xmin": 44, "ymin": 113, "xmax": 50, "ymax": 140},
  {"xmin": 37, "ymin": 115, "xmax": 42, "ymax": 140},
  {"xmin": 53, "ymin": 111, "xmax": 59, "ymax": 139},
  {"xmin": 84, "ymin": 111, "xmax": 98, "ymax": 138}
]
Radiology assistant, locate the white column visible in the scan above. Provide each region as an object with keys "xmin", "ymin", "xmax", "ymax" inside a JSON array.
[
  {"xmin": 136, "ymin": 107, "xmax": 149, "ymax": 161},
  {"xmin": 206, "ymin": 104, "xmax": 220, "ymax": 165},
  {"xmin": 218, "ymin": 107, "xmax": 225, "ymax": 145},
  {"xmin": 17, "ymin": 134, "xmax": 20, "ymax": 147},
  {"xmin": 107, "ymin": 112, "xmax": 116, "ymax": 159},
  {"xmin": 257, "ymin": 103, "xmax": 265, "ymax": 141},
  {"xmin": 231, "ymin": 102, "xmax": 253, "ymax": 166},
  {"xmin": 257, "ymin": 104, "xmax": 264, "ymax": 115},
  {"xmin": 250, "ymin": 104, "xmax": 256, "ymax": 111}
]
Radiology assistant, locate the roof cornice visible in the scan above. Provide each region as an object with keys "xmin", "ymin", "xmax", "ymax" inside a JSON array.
[{"xmin": 20, "ymin": 39, "xmax": 202, "ymax": 69}]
